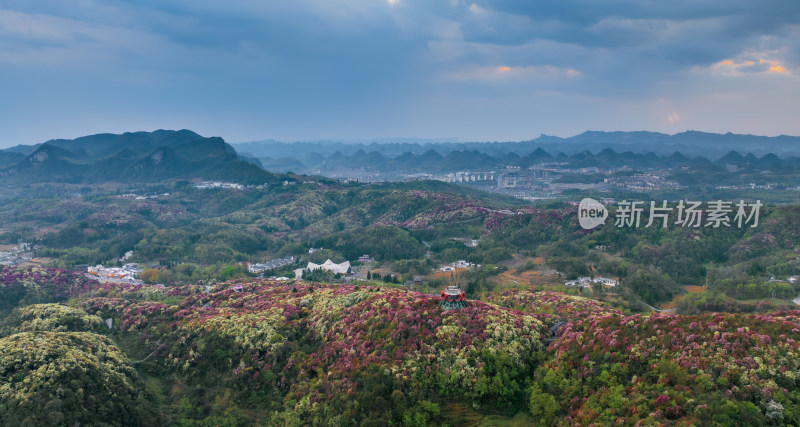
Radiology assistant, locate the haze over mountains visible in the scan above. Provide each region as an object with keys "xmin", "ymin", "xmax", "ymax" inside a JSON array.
[
  {"xmin": 235, "ymin": 130, "xmax": 800, "ymax": 158},
  {"xmin": 247, "ymin": 146, "xmax": 800, "ymax": 175},
  {"xmin": 233, "ymin": 131, "xmax": 800, "ymax": 174},
  {"xmin": 2, "ymin": 129, "xmax": 799, "ymax": 184}
]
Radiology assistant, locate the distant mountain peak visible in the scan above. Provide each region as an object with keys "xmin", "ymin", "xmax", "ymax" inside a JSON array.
[{"xmin": 1, "ymin": 130, "xmax": 276, "ymax": 184}]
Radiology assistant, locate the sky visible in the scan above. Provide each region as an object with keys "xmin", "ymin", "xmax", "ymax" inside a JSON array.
[{"xmin": 0, "ymin": 0, "xmax": 799, "ymax": 147}]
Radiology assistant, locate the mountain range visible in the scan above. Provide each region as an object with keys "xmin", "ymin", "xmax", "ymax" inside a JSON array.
[
  {"xmin": 3, "ymin": 129, "xmax": 800, "ymax": 184},
  {"xmin": 0, "ymin": 130, "xmax": 275, "ymax": 184},
  {"xmin": 240, "ymin": 146, "xmax": 800, "ymax": 175},
  {"xmin": 234, "ymin": 130, "xmax": 800, "ymax": 162}
]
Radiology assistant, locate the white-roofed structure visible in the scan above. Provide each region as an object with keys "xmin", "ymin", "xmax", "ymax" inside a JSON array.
[{"xmin": 294, "ymin": 259, "xmax": 351, "ymax": 279}]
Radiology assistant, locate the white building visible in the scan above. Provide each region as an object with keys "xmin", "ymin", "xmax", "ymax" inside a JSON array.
[
  {"xmin": 195, "ymin": 181, "xmax": 243, "ymax": 190},
  {"xmin": 439, "ymin": 260, "xmax": 476, "ymax": 272},
  {"xmin": 565, "ymin": 277, "xmax": 618, "ymax": 288},
  {"xmin": 295, "ymin": 259, "xmax": 351, "ymax": 279}
]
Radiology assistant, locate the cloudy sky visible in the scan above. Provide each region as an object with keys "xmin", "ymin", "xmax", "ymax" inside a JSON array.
[{"xmin": 1, "ymin": 0, "xmax": 798, "ymax": 146}]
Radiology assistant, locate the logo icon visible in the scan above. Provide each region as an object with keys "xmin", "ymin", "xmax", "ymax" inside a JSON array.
[{"xmin": 578, "ymin": 198, "xmax": 607, "ymax": 229}]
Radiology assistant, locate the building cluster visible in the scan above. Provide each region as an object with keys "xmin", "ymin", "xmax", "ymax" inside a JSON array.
[
  {"xmin": 247, "ymin": 256, "xmax": 295, "ymax": 274},
  {"xmin": 498, "ymin": 170, "xmax": 550, "ymax": 189},
  {"xmin": 86, "ymin": 263, "xmax": 143, "ymax": 284},
  {"xmin": 358, "ymin": 254, "xmax": 374, "ymax": 263},
  {"xmin": 116, "ymin": 193, "xmax": 169, "ymax": 200},
  {"xmin": 434, "ymin": 171, "xmax": 495, "ymax": 183},
  {"xmin": 439, "ymin": 260, "xmax": 475, "ymax": 272},
  {"xmin": 194, "ymin": 181, "xmax": 244, "ymax": 190},
  {"xmin": 715, "ymin": 182, "xmax": 776, "ymax": 191},
  {"xmin": 604, "ymin": 173, "xmax": 681, "ymax": 191},
  {"xmin": 565, "ymin": 276, "xmax": 618, "ymax": 288},
  {"xmin": 295, "ymin": 259, "xmax": 352, "ymax": 279},
  {"xmin": 0, "ymin": 243, "xmax": 33, "ymax": 266}
]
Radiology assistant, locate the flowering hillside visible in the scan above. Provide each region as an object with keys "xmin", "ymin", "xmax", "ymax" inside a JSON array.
[
  {"xmin": 0, "ymin": 303, "xmax": 105, "ymax": 335},
  {"xmin": 0, "ymin": 331, "xmax": 158, "ymax": 426},
  {"xmin": 3, "ymin": 266, "xmax": 800, "ymax": 426},
  {"xmin": 532, "ymin": 311, "xmax": 800, "ymax": 425},
  {"xmin": 0, "ymin": 276, "xmax": 158, "ymax": 426},
  {"xmin": 74, "ymin": 280, "xmax": 548, "ymax": 424},
  {"xmin": 487, "ymin": 290, "xmax": 623, "ymax": 325},
  {"xmin": 277, "ymin": 289, "xmax": 546, "ymax": 425},
  {"xmin": 0, "ymin": 266, "xmax": 97, "ymax": 316}
]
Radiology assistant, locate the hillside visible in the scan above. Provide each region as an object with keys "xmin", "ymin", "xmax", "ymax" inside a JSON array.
[
  {"xmin": 0, "ymin": 130, "xmax": 276, "ymax": 184},
  {"xmin": 538, "ymin": 311, "xmax": 800, "ymax": 425},
  {"xmin": 1, "ymin": 178, "xmax": 798, "ymax": 311},
  {"xmin": 0, "ymin": 268, "xmax": 547, "ymax": 425},
  {"xmin": 2, "ymin": 268, "xmax": 799, "ymax": 425}
]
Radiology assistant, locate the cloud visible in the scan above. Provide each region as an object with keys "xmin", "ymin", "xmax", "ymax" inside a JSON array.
[
  {"xmin": 447, "ymin": 0, "xmax": 799, "ymax": 73},
  {"xmin": 667, "ymin": 112, "xmax": 680, "ymax": 125},
  {"xmin": 0, "ymin": 0, "xmax": 799, "ymax": 144},
  {"xmin": 4, "ymin": 1, "xmax": 797, "ymax": 84},
  {"xmin": 703, "ymin": 52, "xmax": 796, "ymax": 78},
  {"xmin": 440, "ymin": 64, "xmax": 580, "ymax": 81}
]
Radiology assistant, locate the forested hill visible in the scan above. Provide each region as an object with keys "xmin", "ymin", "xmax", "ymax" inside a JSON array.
[{"xmin": 0, "ymin": 130, "xmax": 276, "ymax": 185}]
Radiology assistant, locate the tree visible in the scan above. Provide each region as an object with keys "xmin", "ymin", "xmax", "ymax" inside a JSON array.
[
  {"xmin": 529, "ymin": 385, "xmax": 558, "ymax": 425},
  {"xmin": 139, "ymin": 269, "xmax": 160, "ymax": 284}
]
